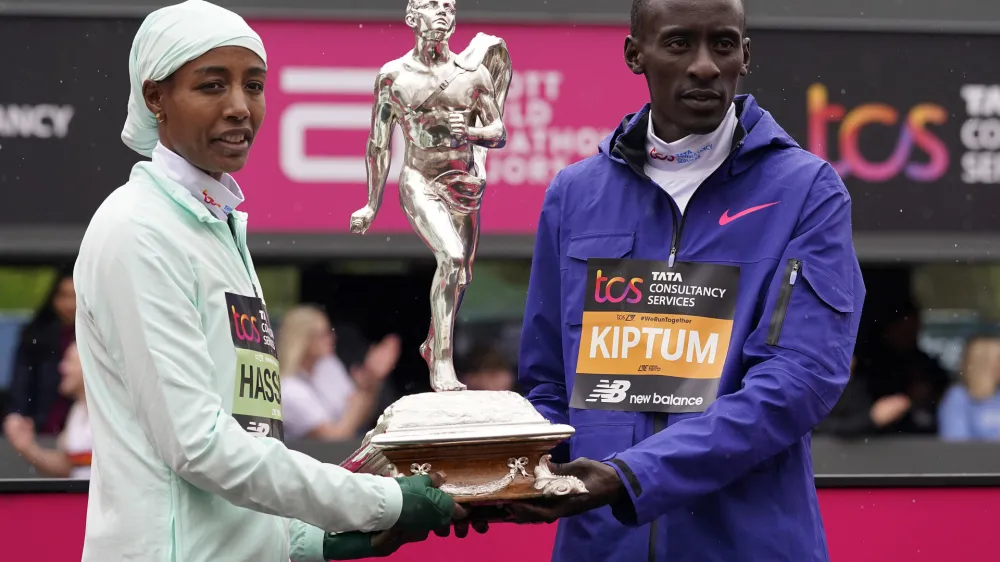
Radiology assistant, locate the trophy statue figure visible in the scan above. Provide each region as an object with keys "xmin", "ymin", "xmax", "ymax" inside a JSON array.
[
  {"xmin": 349, "ymin": 0, "xmax": 512, "ymax": 393},
  {"xmin": 342, "ymin": 0, "xmax": 585, "ymax": 509}
]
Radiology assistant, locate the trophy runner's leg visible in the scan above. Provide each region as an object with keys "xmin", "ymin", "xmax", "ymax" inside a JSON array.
[
  {"xmin": 419, "ymin": 209, "xmax": 477, "ymax": 367},
  {"xmin": 398, "ymin": 169, "xmax": 470, "ymax": 391}
]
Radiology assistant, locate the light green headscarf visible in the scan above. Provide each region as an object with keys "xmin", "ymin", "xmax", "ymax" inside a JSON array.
[{"xmin": 122, "ymin": 0, "xmax": 267, "ymax": 157}]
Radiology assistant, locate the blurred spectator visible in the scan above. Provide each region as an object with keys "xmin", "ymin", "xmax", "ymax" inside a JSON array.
[
  {"xmin": 2, "ymin": 267, "xmax": 77, "ymax": 435},
  {"xmin": 3, "ymin": 342, "xmax": 91, "ymax": 478},
  {"xmin": 938, "ymin": 336, "xmax": 1000, "ymax": 441},
  {"xmin": 860, "ymin": 300, "xmax": 950, "ymax": 434},
  {"xmin": 816, "ymin": 356, "xmax": 912, "ymax": 437},
  {"xmin": 277, "ymin": 305, "xmax": 400, "ymax": 441},
  {"xmin": 458, "ymin": 344, "xmax": 516, "ymax": 392}
]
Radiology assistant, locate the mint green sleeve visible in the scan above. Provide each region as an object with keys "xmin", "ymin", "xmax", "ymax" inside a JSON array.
[
  {"xmin": 290, "ymin": 520, "xmax": 327, "ymax": 562},
  {"xmin": 87, "ymin": 218, "xmax": 402, "ymax": 534}
]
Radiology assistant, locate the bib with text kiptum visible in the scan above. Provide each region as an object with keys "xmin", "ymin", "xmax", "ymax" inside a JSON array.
[{"xmin": 569, "ymin": 258, "xmax": 740, "ymax": 414}]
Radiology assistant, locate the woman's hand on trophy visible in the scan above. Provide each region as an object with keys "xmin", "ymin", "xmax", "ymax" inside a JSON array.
[
  {"xmin": 321, "ymin": 527, "xmax": 433, "ymax": 560},
  {"xmin": 392, "ymin": 471, "xmax": 469, "ymax": 533},
  {"xmin": 350, "ymin": 206, "xmax": 376, "ymax": 235}
]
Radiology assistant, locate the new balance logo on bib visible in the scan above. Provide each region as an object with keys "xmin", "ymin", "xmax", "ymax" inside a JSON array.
[
  {"xmin": 570, "ymin": 258, "xmax": 740, "ymax": 413},
  {"xmin": 586, "ymin": 379, "xmax": 631, "ymax": 403}
]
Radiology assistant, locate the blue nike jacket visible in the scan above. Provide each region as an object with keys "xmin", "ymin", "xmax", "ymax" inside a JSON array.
[{"xmin": 518, "ymin": 94, "xmax": 865, "ymax": 562}]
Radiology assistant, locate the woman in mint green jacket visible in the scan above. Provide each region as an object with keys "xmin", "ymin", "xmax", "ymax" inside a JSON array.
[{"xmin": 72, "ymin": 2, "xmax": 461, "ymax": 560}]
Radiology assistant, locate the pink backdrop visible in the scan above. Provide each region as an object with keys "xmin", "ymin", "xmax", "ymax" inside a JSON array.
[
  {"xmin": 233, "ymin": 20, "xmax": 649, "ymax": 234},
  {"xmin": 3, "ymin": 488, "xmax": 997, "ymax": 561}
]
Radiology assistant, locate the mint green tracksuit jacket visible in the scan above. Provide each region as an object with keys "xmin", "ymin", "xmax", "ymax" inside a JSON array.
[{"xmin": 73, "ymin": 158, "xmax": 402, "ymax": 562}]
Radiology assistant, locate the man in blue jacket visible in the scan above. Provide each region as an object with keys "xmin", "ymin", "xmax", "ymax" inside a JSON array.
[{"xmin": 509, "ymin": 0, "xmax": 865, "ymax": 560}]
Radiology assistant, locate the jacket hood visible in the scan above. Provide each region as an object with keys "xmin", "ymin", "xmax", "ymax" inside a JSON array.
[{"xmin": 598, "ymin": 94, "xmax": 801, "ymax": 177}]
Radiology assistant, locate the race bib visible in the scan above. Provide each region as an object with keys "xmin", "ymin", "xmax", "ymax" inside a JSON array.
[
  {"xmin": 226, "ymin": 292, "xmax": 283, "ymax": 441},
  {"xmin": 569, "ymin": 259, "xmax": 740, "ymax": 413}
]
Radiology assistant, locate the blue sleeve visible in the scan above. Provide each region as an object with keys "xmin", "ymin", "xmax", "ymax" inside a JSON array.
[
  {"xmin": 605, "ymin": 168, "xmax": 865, "ymax": 526},
  {"xmin": 938, "ymin": 386, "xmax": 972, "ymax": 441},
  {"xmin": 518, "ymin": 174, "xmax": 570, "ymax": 433}
]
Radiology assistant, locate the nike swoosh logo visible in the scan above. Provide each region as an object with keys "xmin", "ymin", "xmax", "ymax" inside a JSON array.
[{"xmin": 719, "ymin": 202, "xmax": 781, "ymax": 226}]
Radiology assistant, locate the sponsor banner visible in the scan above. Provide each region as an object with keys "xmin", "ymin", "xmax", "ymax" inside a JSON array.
[
  {"xmin": 570, "ymin": 259, "xmax": 739, "ymax": 413},
  {"xmin": 742, "ymin": 30, "xmax": 1000, "ymax": 233},
  {"xmin": 6, "ymin": 487, "xmax": 999, "ymax": 561},
  {"xmin": 235, "ymin": 20, "xmax": 648, "ymax": 234},
  {"xmin": 0, "ymin": 17, "xmax": 648, "ymax": 235},
  {"xmin": 5, "ymin": 19, "xmax": 1000, "ymax": 237}
]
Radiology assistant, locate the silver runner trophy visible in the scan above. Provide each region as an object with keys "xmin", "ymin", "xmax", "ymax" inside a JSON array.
[{"xmin": 343, "ymin": 0, "xmax": 585, "ymax": 507}]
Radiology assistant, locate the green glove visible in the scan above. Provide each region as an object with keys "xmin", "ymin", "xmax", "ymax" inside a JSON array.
[
  {"xmin": 322, "ymin": 532, "xmax": 376, "ymax": 560},
  {"xmin": 322, "ymin": 474, "xmax": 455, "ymax": 559},
  {"xmin": 393, "ymin": 474, "xmax": 456, "ymax": 532},
  {"xmin": 323, "ymin": 527, "xmax": 437, "ymax": 560}
]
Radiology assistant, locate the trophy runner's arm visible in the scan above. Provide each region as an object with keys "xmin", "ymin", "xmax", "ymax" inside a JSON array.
[
  {"xmin": 365, "ymin": 72, "xmax": 398, "ymax": 212},
  {"xmin": 467, "ymin": 68, "xmax": 506, "ymax": 149}
]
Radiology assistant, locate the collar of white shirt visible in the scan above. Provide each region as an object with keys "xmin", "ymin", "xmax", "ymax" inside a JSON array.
[{"xmin": 151, "ymin": 142, "xmax": 245, "ymax": 221}]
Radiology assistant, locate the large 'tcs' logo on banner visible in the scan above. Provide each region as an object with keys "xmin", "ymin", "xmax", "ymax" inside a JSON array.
[{"xmin": 807, "ymin": 83, "xmax": 949, "ymax": 183}]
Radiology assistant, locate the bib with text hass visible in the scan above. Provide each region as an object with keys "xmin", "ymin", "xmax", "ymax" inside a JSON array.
[{"xmin": 226, "ymin": 292, "xmax": 283, "ymax": 441}]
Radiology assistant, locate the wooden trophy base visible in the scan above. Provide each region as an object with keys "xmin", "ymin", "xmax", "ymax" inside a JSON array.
[{"xmin": 340, "ymin": 390, "xmax": 587, "ymax": 505}]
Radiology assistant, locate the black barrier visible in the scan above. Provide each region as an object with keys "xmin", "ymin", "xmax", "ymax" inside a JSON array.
[
  {"xmin": 0, "ymin": 479, "xmax": 89, "ymax": 493},
  {"xmin": 6, "ymin": 436, "xmax": 1000, "ymax": 481},
  {"xmin": 3, "ymin": 474, "xmax": 1000, "ymax": 494},
  {"xmin": 0, "ymin": 17, "xmax": 142, "ymax": 230},
  {"xmin": 4, "ymin": 0, "xmax": 1000, "ymax": 32}
]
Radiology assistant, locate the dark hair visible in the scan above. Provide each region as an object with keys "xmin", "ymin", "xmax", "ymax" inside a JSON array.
[
  {"xmin": 21, "ymin": 265, "xmax": 73, "ymax": 344},
  {"xmin": 331, "ymin": 322, "xmax": 371, "ymax": 371},
  {"xmin": 23, "ymin": 264, "xmax": 74, "ymax": 334},
  {"xmin": 629, "ymin": 0, "xmax": 645, "ymax": 36},
  {"xmin": 630, "ymin": 0, "xmax": 746, "ymax": 37},
  {"xmin": 884, "ymin": 299, "xmax": 919, "ymax": 326},
  {"xmin": 459, "ymin": 344, "xmax": 511, "ymax": 375}
]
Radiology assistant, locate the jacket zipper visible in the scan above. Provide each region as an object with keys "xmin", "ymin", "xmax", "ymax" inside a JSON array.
[
  {"xmin": 225, "ymin": 215, "xmax": 260, "ymax": 298},
  {"xmin": 766, "ymin": 259, "xmax": 800, "ymax": 345},
  {"xmin": 614, "ymin": 154, "xmax": 684, "ymax": 267},
  {"xmin": 613, "ymin": 137, "xmax": 745, "ymax": 269},
  {"xmin": 611, "ymin": 120, "xmax": 746, "ymax": 562}
]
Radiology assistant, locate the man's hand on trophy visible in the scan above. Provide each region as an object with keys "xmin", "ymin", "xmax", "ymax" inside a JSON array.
[
  {"xmin": 349, "ymin": 206, "xmax": 376, "ymax": 234},
  {"xmin": 433, "ymin": 513, "xmax": 490, "ymax": 539},
  {"xmin": 447, "ymin": 112, "xmax": 469, "ymax": 144},
  {"xmin": 504, "ymin": 456, "xmax": 628, "ymax": 524}
]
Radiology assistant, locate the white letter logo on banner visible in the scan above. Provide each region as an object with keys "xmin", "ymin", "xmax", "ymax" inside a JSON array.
[{"xmin": 279, "ymin": 67, "xmax": 404, "ymax": 183}]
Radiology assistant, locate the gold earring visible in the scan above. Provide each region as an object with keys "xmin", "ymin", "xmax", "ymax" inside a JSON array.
[{"xmin": 156, "ymin": 112, "xmax": 165, "ymax": 123}]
